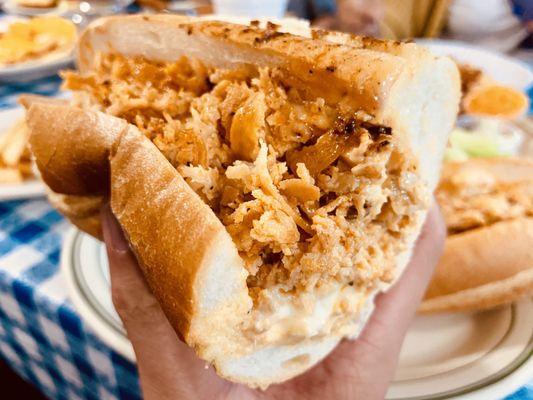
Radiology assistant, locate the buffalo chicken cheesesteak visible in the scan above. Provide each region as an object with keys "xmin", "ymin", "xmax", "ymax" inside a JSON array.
[{"xmin": 24, "ymin": 16, "xmax": 460, "ymax": 387}]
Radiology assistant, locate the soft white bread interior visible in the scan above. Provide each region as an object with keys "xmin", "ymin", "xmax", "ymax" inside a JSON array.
[
  {"xmin": 27, "ymin": 15, "xmax": 460, "ymax": 388},
  {"xmin": 422, "ymin": 158, "xmax": 533, "ymax": 313}
]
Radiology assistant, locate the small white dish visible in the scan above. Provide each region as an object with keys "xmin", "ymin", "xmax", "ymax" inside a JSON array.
[{"xmin": 0, "ymin": 107, "xmax": 45, "ymax": 200}]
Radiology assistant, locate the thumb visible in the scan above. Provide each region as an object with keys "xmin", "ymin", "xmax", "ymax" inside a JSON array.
[
  {"xmin": 101, "ymin": 203, "xmax": 162, "ymax": 332},
  {"xmin": 100, "ymin": 204, "xmax": 224, "ymax": 399}
]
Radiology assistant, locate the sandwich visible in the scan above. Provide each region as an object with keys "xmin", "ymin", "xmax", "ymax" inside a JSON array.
[
  {"xmin": 23, "ymin": 15, "xmax": 460, "ymax": 387},
  {"xmin": 421, "ymin": 157, "xmax": 533, "ymax": 313}
]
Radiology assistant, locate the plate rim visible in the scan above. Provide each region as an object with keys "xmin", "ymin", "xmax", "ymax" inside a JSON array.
[
  {"xmin": 394, "ymin": 306, "xmax": 515, "ymax": 382},
  {"xmin": 61, "ymin": 227, "xmax": 136, "ymax": 362},
  {"xmin": 417, "ymin": 38, "xmax": 533, "ymax": 89},
  {"xmin": 0, "ymin": 53, "xmax": 73, "ymax": 76},
  {"xmin": 72, "ymin": 229, "xmax": 126, "ymax": 336},
  {"xmin": 0, "ymin": 180, "xmax": 46, "ymax": 200},
  {"xmin": 389, "ymin": 302, "xmax": 533, "ymax": 400}
]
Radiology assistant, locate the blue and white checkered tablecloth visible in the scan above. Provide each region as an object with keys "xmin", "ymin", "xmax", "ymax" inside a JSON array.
[
  {"xmin": 0, "ymin": 77, "xmax": 63, "ymax": 109},
  {"xmin": 0, "ymin": 199, "xmax": 141, "ymax": 400},
  {"xmin": 0, "ymin": 71, "xmax": 532, "ymax": 400}
]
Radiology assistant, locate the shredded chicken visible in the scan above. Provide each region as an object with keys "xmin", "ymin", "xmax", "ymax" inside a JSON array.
[{"xmin": 64, "ymin": 54, "xmax": 425, "ymax": 301}]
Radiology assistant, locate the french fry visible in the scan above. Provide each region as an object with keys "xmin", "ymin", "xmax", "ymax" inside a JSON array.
[
  {"xmin": 0, "ymin": 167, "xmax": 23, "ymax": 183},
  {"xmin": 0, "ymin": 118, "xmax": 23, "ymax": 154},
  {"xmin": 0, "ymin": 116, "xmax": 35, "ymax": 184},
  {"xmin": 1, "ymin": 118, "xmax": 30, "ymax": 167}
]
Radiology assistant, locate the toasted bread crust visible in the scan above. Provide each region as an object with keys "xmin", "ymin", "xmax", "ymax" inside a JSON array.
[
  {"xmin": 27, "ymin": 103, "xmax": 123, "ymax": 195},
  {"xmin": 427, "ymin": 218, "xmax": 533, "ymax": 297},
  {"xmin": 420, "ymin": 268, "xmax": 533, "ymax": 313},
  {"xmin": 422, "ymin": 218, "xmax": 533, "ymax": 312}
]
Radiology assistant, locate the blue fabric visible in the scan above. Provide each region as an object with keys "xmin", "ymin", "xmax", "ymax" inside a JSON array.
[
  {"xmin": 507, "ymin": 385, "xmax": 533, "ymax": 400},
  {"xmin": 0, "ymin": 199, "xmax": 141, "ymax": 400},
  {"xmin": 511, "ymin": 0, "xmax": 533, "ymax": 48},
  {"xmin": 0, "ymin": 76, "xmax": 63, "ymax": 109},
  {"xmin": 511, "ymin": 0, "xmax": 533, "ymax": 22},
  {"xmin": 287, "ymin": 0, "xmax": 336, "ymax": 20}
]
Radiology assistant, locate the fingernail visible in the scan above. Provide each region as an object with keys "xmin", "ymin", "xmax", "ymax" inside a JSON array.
[{"xmin": 101, "ymin": 204, "xmax": 131, "ymax": 253}]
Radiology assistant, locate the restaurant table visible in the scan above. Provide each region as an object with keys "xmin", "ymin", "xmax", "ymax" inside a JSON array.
[{"xmin": 1, "ymin": 76, "xmax": 532, "ymax": 400}]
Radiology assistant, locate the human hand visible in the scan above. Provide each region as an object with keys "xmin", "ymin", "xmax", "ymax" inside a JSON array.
[{"xmin": 102, "ymin": 204, "xmax": 445, "ymax": 400}]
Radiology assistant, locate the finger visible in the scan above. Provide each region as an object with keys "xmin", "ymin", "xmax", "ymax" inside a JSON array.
[
  {"xmin": 329, "ymin": 205, "xmax": 445, "ymax": 388},
  {"xmin": 101, "ymin": 205, "xmax": 225, "ymax": 399}
]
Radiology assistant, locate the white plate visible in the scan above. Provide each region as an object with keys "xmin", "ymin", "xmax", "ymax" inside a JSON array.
[
  {"xmin": 0, "ymin": 15, "xmax": 74, "ymax": 83},
  {"xmin": 418, "ymin": 39, "xmax": 533, "ymax": 91},
  {"xmin": 0, "ymin": 107, "xmax": 45, "ymax": 200},
  {"xmin": 63, "ymin": 228, "xmax": 532, "ymax": 398},
  {"xmin": 388, "ymin": 305, "xmax": 533, "ymax": 400}
]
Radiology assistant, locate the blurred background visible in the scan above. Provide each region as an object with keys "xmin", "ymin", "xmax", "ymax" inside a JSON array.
[{"xmin": 0, "ymin": 1, "xmax": 531, "ymax": 400}]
